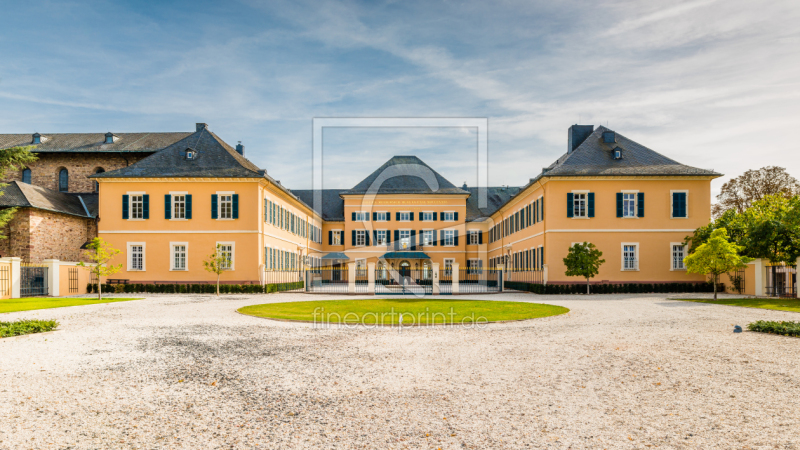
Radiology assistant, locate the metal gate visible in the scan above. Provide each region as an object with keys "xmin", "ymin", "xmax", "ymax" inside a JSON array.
[
  {"xmin": 766, "ymin": 265, "xmax": 797, "ymax": 297},
  {"xmin": 376, "ymin": 268, "xmax": 432, "ymax": 295},
  {"xmin": 69, "ymin": 267, "xmax": 79, "ymax": 294},
  {"xmin": 0, "ymin": 265, "xmax": 10, "ymax": 297},
  {"xmin": 21, "ymin": 265, "xmax": 48, "ymax": 297}
]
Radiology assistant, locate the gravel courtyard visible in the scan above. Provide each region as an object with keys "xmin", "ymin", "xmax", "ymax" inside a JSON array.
[{"xmin": 1, "ymin": 292, "xmax": 799, "ymax": 449}]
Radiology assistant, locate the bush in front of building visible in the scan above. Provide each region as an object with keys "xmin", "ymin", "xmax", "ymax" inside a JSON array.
[
  {"xmin": 86, "ymin": 281, "xmax": 304, "ymax": 295},
  {"xmin": 504, "ymin": 281, "xmax": 724, "ymax": 295},
  {"xmin": 0, "ymin": 319, "xmax": 59, "ymax": 337}
]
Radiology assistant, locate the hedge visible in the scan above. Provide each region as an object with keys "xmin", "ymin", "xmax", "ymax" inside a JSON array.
[
  {"xmin": 747, "ymin": 320, "xmax": 800, "ymax": 337},
  {"xmin": 1, "ymin": 319, "xmax": 59, "ymax": 338},
  {"xmin": 504, "ymin": 281, "xmax": 725, "ymax": 295},
  {"xmin": 86, "ymin": 281, "xmax": 304, "ymax": 295}
]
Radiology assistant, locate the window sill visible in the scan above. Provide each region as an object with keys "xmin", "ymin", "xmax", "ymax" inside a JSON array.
[
  {"xmin": 670, "ymin": 268, "xmax": 687, "ymax": 272},
  {"xmin": 128, "ymin": 269, "xmax": 146, "ymax": 272},
  {"xmin": 216, "ymin": 218, "xmax": 236, "ymax": 221},
  {"xmin": 170, "ymin": 218, "xmax": 189, "ymax": 221},
  {"xmin": 127, "ymin": 219, "xmax": 146, "ymax": 221},
  {"xmin": 670, "ymin": 216, "xmax": 689, "ymax": 219},
  {"xmin": 620, "ymin": 216, "xmax": 640, "ymax": 219},
  {"xmin": 571, "ymin": 216, "xmax": 590, "ymax": 219},
  {"xmin": 169, "ymin": 268, "xmax": 188, "ymax": 271},
  {"xmin": 621, "ymin": 269, "xmax": 639, "ymax": 272}
]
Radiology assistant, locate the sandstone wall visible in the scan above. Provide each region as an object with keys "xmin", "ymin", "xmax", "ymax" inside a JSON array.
[{"xmin": 0, "ymin": 208, "xmax": 96, "ymax": 262}]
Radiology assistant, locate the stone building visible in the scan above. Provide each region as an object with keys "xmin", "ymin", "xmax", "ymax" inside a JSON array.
[{"xmin": 0, "ymin": 128, "xmax": 196, "ymax": 262}]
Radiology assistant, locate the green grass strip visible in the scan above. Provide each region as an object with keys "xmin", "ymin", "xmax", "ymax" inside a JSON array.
[
  {"xmin": 0, "ymin": 319, "xmax": 59, "ymax": 337},
  {"xmin": 0, "ymin": 297, "xmax": 143, "ymax": 314},
  {"xmin": 675, "ymin": 298, "xmax": 800, "ymax": 313},
  {"xmin": 239, "ymin": 299, "xmax": 568, "ymax": 325},
  {"xmin": 748, "ymin": 320, "xmax": 800, "ymax": 337}
]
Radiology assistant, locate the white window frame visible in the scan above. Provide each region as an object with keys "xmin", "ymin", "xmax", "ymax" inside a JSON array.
[
  {"xmin": 444, "ymin": 258, "xmax": 455, "ymax": 275},
  {"xmin": 127, "ymin": 242, "xmax": 146, "ymax": 271},
  {"xmin": 356, "ymin": 258, "xmax": 367, "ymax": 276},
  {"xmin": 444, "ymin": 229, "xmax": 455, "ymax": 247},
  {"xmin": 355, "ymin": 230, "xmax": 366, "ymax": 247},
  {"xmin": 374, "ymin": 212, "xmax": 389, "ymax": 222},
  {"xmin": 571, "ymin": 190, "xmax": 589, "ymax": 219},
  {"xmin": 216, "ymin": 241, "xmax": 235, "ymax": 270},
  {"xmin": 670, "ymin": 190, "xmax": 690, "ymax": 219},
  {"xmin": 422, "ymin": 229, "xmax": 434, "ymax": 246},
  {"xmin": 170, "ymin": 191, "xmax": 188, "ymax": 220},
  {"xmin": 421, "ymin": 211, "xmax": 434, "ymax": 221},
  {"xmin": 127, "ymin": 191, "xmax": 145, "ymax": 221},
  {"xmin": 332, "ymin": 230, "xmax": 343, "ymax": 246},
  {"xmin": 399, "ymin": 229, "xmax": 411, "ymax": 250},
  {"xmin": 398, "ymin": 211, "xmax": 411, "ymax": 222},
  {"xmin": 621, "ymin": 242, "xmax": 639, "ymax": 271},
  {"xmin": 621, "ymin": 190, "xmax": 638, "ymax": 219},
  {"xmin": 442, "ymin": 211, "xmax": 455, "ymax": 222},
  {"xmin": 468, "ymin": 230, "xmax": 479, "ymax": 245},
  {"xmin": 467, "ymin": 258, "xmax": 482, "ymax": 274},
  {"xmin": 217, "ymin": 191, "xmax": 234, "ymax": 220},
  {"xmin": 671, "ymin": 242, "xmax": 686, "ymax": 271},
  {"xmin": 376, "ymin": 229, "xmax": 388, "ymax": 246},
  {"xmin": 354, "ymin": 211, "xmax": 369, "ymax": 222},
  {"xmin": 170, "ymin": 242, "xmax": 188, "ymax": 271}
]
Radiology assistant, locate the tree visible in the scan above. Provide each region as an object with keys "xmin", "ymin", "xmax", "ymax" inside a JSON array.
[
  {"xmin": 77, "ymin": 237, "xmax": 122, "ymax": 300},
  {"xmin": 563, "ymin": 242, "xmax": 605, "ymax": 294},
  {"xmin": 739, "ymin": 194, "xmax": 800, "ymax": 264},
  {"xmin": 203, "ymin": 244, "xmax": 231, "ymax": 296},
  {"xmin": 0, "ymin": 146, "xmax": 37, "ymax": 239},
  {"xmin": 684, "ymin": 228, "xmax": 751, "ymax": 300},
  {"xmin": 712, "ymin": 166, "xmax": 800, "ymax": 218}
]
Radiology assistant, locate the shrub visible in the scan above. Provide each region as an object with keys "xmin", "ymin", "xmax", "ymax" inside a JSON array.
[
  {"xmin": 84, "ymin": 281, "xmax": 303, "ymax": 295},
  {"xmin": 503, "ymin": 281, "xmax": 723, "ymax": 295},
  {"xmin": 747, "ymin": 320, "xmax": 800, "ymax": 337},
  {"xmin": 0, "ymin": 319, "xmax": 59, "ymax": 338}
]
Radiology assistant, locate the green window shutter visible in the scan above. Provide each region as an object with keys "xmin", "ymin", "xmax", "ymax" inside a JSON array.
[
  {"xmin": 433, "ymin": 212, "xmax": 437, "ymax": 221},
  {"xmin": 232, "ymin": 194, "xmax": 239, "ymax": 219},
  {"xmin": 439, "ymin": 212, "xmax": 444, "ymax": 221},
  {"xmin": 373, "ymin": 212, "xmax": 377, "ymax": 221},
  {"xmin": 394, "ymin": 230, "xmax": 400, "ymax": 250},
  {"xmin": 681, "ymin": 193, "xmax": 687, "ymax": 217},
  {"xmin": 122, "ymin": 195, "xmax": 129, "ymax": 219},
  {"xmin": 352, "ymin": 212, "xmax": 357, "ymax": 221},
  {"xmin": 616, "ymin": 193, "xmax": 623, "ymax": 218},
  {"xmin": 211, "ymin": 194, "xmax": 218, "ymax": 219},
  {"xmin": 396, "ymin": 212, "xmax": 400, "ymax": 221},
  {"xmin": 454, "ymin": 212, "xmax": 459, "ymax": 221},
  {"xmin": 409, "ymin": 212, "xmax": 414, "ymax": 221},
  {"xmin": 142, "ymin": 195, "xmax": 150, "ymax": 219},
  {"xmin": 637, "ymin": 192, "xmax": 645, "ymax": 218},
  {"xmin": 588, "ymin": 193, "xmax": 595, "ymax": 218},
  {"xmin": 264, "ymin": 199, "xmax": 268, "ymax": 222},
  {"xmin": 433, "ymin": 230, "xmax": 437, "ymax": 246},
  {"xmin": 541, "ymin": 197, "xmax": 544, "ymax": 221},
  {"xmin": 365, "ymin": 230, "xmax": 370, "ymax": 246},
  {"xmin": 410, "ymin": 229, "xmax": 416, "ymax": 249},
  {"xmin": 186, "ymin": 195, "xmax": 192, "ymax": 219},
  {"xmin": 674, "ymin": 192, "xmax": 687, "ymax": 218},
  {"xmin": 328, "ymin": 230, "xmax": 333, "ymax": 245},
  {"xmin": 352, "ymin": 230, "xmax": 356, "ymax": 246},
  {"xmin": 478, "ymin": 231, "xmax": 483, "ymax": 244},
  {"xmin": 567, "ymin": 193, "xmax": 574, "ymax": 218},
  {"xmin": 439, "ymin": 230, "xmax": 445, "ymax": 246},
  {"xmin": 165, "ymin": 195, "xmax": 171, "ymax": 220},
  {"xmin": 454, "ymin": 230, "xmax": 459, "ymax": 246},
  {"xmin": 373, "ymin": 230, "xmax": 378, "ymax": 245}
]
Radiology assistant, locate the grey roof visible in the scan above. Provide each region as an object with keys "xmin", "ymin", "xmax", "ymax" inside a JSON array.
[
  {"xmin": 382, "ymin": 251, "xmax": 430, "ymax": 259},
  {"xmin": 91, "ymin": 128, "xmax": 263, "ymax": 179},
  {"xmin": 0, "ymin": 132, "xmax": 192, "ymax": 153},
  {"xmin": 465, "ymin": 186, "xmax": 522, "ymax": 221},
  {"xmin": 341, "ymin": 156, "xmax": 469, "ymax": 195},
  {"xmin": 540, "ymin": 126, "xmax": 721, "ymax": 178},
  {"xmin": 320, "ymin": 252, "xmax": 349, "ymax": 260},
  {"xmin": 292, "ymin": 189, "xmax": 346, "ymax": 221},
  {"xmin": 0, "ymin": 181, "xmax": 96, "ymax": 218}
]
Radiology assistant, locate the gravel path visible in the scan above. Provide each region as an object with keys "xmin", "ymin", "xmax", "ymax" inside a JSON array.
[{"xmin": 1, "ymin": 292, "xmax": 799, "ymax": 449}]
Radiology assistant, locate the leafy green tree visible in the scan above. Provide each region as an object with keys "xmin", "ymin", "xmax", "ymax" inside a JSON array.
[
  {"xmin": 0, "ymin": 146, "xmax": 37, "ymax": 239},
  {"xmin": 563, "ymin": 242, "xmax": 605, "ymax": 294},
  {"xmin": 77, "ymin": 237, "xmax": 122, "ymax": 300},
  {"xmin": 203, "ymin": 244, "xmax": 232, "ymax": 296},
  {"xmin": 684, "ymin": 228, "xmax": 751, "ymax": 300}
]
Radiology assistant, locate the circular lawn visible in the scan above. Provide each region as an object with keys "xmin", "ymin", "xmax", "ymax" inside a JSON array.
[{"xmin": 238, "ymin": 299, "xmax": 568, "ymax": 325}]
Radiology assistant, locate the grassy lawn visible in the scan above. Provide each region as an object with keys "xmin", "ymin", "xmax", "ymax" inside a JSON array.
[
  {"xmin": 0, "ymin": 297, "xmax": 143, "ymax": 314},
  {"xmin": 238, "ymin": 299, "xmax": 569, "ymax": 325},
  {"xmin": 676, "ymin": 297, "xmax": 800, "ymax": 313}
]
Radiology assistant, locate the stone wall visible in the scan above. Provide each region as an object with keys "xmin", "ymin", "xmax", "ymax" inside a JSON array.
[
  {"xmin": 1, "ymin": 152, "xmax": 150, "ymax": 193},
  {"xmin": 0, "ymin": 208, "xmax": 96, "ymax": 262}
]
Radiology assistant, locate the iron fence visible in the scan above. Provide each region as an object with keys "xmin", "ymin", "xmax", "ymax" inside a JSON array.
[
  {"xmin": 263, "ymin": 270, "xmax": 304, "ymax": 292},
  {"xmin": 439, "ymin": 268, "xmax": 453, "ymax": 294},
  {"xmin": 459, "ymin": 268, "xmax": 501, "ymax": 293},
  {"xmin": 0, "ymin": 265, "xmax": 9, "ymax": 297},
  {"xmin": 354, "ymin": 268, "xmax": 369, "ymax": 293},
  {"xmin": 765, "ymin": 265, "xmax": 797, "ymax": 298},
  {"xmin": 505, "ymin": 269, "xmax": 544, "ymax": 284},
  {"xmin": 375, "ymin": 268, "xmax": 432, "ymax": 295},
  {"xmin": 68, "ymin": 267, "xmax": 79, "ymax": 294},
  {"xmin": 305, "ymin": 267, "xmax": 349, "ymax": 293},
  {"xmin": 727, "ymin": 268, "xmax": 745, "ymax": 294},
  {"xmin": 21, "ymin": 264, "xmax": 48, "ymax": 297}
]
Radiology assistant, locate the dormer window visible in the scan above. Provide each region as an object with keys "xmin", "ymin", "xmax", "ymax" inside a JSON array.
[
  {"xmin": 32, "ymin": 133, "xmax": 41, "ymax": 144},
  {"xmin": 104, "ymin": 132, "xmax": 118, "ymax": 144},
  {"xmin": 613, "ymin": 147, "xmax": 623, "ymax": 160},
  {"xmin": 603, "ymin": 131, "xmax": 616, "ymax": 143},
  {"xmin": 185, "ymin": 148, "xmax": 196, "ymax": 160}
]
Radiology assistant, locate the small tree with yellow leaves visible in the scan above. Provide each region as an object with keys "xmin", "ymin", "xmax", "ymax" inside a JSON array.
[{"xmin": 77, "ymin": 237, "xmax": 122, "ymax": 300}]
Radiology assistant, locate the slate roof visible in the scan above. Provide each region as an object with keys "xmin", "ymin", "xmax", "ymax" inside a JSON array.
[
  {"xmin": 0, "ymin": 132, "xmax": 192, "ymax": 153},
  {"xmin": 539, "ymin": 126, "xmax": 721, "ymax": 178},
  {"xmin": 0, "ymin": 181, "xmax": 96, "ymax": 218},
  {"xmin": 292, "ymin": 189, "xmax": 346, "ymax": 221},
  {"xmin": 464, "ymin": 186, "xmax": 522, "ymax": 221},
  {"xmin": 341, "ymin": 156, "xmax": 469, "ymax": 195},
  {"xmin": 91, "ymin": 128, "xmax": 263, "ymax": 179}
]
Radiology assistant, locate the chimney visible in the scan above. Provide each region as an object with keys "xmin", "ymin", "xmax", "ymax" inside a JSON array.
[
  {"xmin": 235, "ymin": 141, "xmax": 244, "ymax": 156},
  {"xmin": 196, "ymin": 123, "xmax": 208, "ymax": 132},
  {"xmin": 568, "ymin": 124, "xmax": 593, "ymax": 153}
]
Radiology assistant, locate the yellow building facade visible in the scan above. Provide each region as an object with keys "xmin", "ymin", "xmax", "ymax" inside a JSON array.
[{"xmin": 94, "ymin": 124, "xmax": 720, "ymax": 286}]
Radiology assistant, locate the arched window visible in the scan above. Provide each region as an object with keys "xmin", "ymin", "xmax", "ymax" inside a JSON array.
[
  {"xmin": 58, "ymin": 169, "xmax": 69, "ymax": 192},
  {"xmin": 22, "ymin": 169, "xmax": 31, "ymax": 184},
  {"xmin": 94, "ymin": 168, "xmax": 105, "ymax": 192}
]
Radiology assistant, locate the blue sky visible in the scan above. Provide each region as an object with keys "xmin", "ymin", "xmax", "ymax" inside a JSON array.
[{"xmin": 1, "ymin": 0, "xmax": 799, "ymax": 195}]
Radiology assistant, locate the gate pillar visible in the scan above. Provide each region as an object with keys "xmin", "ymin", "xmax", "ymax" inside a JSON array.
[
  {"xmin": 44, "ymin": 259, "xmax": 60, "ymax": 297},
  {"xmin": 367, "ymin": 262, "xmax": 376, "ymax": 294},
  {"xmin": 8, "ymin": 257, "xmax": 21, "ymax": 299},
  {"xmin": 432, "ymin": 262, "xmax": 440, "ymax": 295},
  {"xmin": 542, "ymin": 264, "xmax": 549, "ymax": 285},
  {"xmin": 347, "ymin": 262, "xmax": 356, "ymax": 294},
  {"xmin": 452, "ymin": 263, "xmax": 460, "ymax": 294}
]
